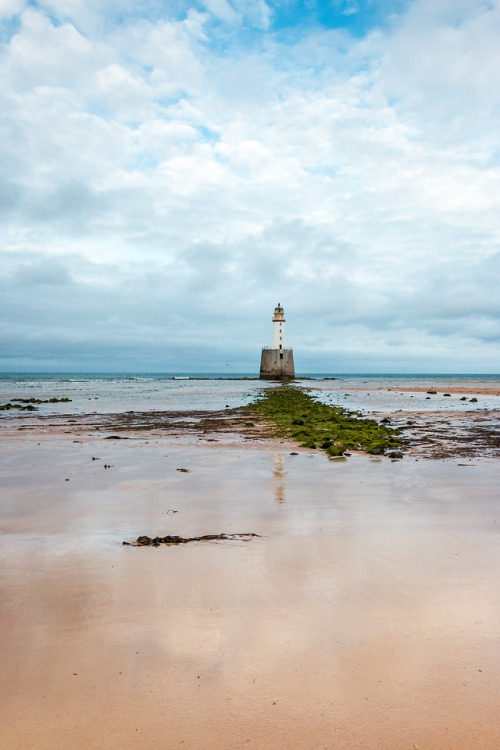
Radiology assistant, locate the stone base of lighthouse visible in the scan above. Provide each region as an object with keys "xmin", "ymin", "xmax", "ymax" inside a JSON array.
[{"xmin": 259, "ymin": 348, "xmax": 295, "ymax": 380}]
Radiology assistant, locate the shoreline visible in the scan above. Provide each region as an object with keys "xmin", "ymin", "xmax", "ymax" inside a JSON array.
[{"xmin": 3, "ymin": 395, "xmax": 499, "ymax": 460}]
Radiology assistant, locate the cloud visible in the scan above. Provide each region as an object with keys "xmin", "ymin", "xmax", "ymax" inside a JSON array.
[
  {"xmin": 0, "ymin": 0, "xmax": 499, "ymax": 372},
  {"xmin": 200, "ymin": 0, "xmax": 239, "ymax": 23},
  {"xmin": 0, "ymin": 0, "xmax": 25, "ymax": 19},
  {"xmin": 379, "ymin": 0, "xmax": 500, "ymax": 145},
  {"xmin": 11, "ymin": 257, "xmax": 73, "ymax": 286}
]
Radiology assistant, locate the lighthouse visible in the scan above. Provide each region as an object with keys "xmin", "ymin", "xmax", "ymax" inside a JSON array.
[
  {"xmin": 272, "ymin": 303, "xmax": 285, "ymax": 349},
  {"xmin": 259, "ymin": 303, "xmax": 295, "ymax": 380}
]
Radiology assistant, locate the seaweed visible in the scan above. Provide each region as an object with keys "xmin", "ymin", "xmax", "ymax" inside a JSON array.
[
  {"xmin": 123, "ymin": 533, "xmax": 259, "ymax": 546},
  {"xmin": 0, "ymin": 396, "xmax": 72, "ymax": 411},
  {"xmin": 241, "ymin": 386, "xmax": 404, "ymax": 458},
  {"xmin": 0, "ymin": 402, "xmax": 37, "ymax": 411},
  {"xmin": 12, "ymin": 397, "xmax": 71, "ymax": 404}
]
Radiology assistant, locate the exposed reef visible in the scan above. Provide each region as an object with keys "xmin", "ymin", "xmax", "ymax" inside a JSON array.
[
  {"xmin": 241, "ymin": 386, "xmax": 404, "ymax": 457},
  {"xmin": 0, "ymin": 397, "xmax": 72, "ymax": 411},
  {"xmin": 4, "ymin": 391, "xmax": 498, "ymax": 460}
]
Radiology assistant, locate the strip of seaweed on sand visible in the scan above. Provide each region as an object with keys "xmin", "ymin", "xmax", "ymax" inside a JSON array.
[{"xmin": 240, "ymin": 385, "xmax": 404, "ymax": 457}]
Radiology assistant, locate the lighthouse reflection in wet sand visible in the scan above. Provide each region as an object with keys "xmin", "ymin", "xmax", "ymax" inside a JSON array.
[{"xmin": 259, "ymin": 303, "xmax": 295, "ymax": 380}]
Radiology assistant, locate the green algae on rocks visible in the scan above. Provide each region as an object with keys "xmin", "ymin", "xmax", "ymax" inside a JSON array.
[
  {"xmin": 0, "ymin": 396, "xmax": 72, "ymax": 411},
  {"xmin": 0, "ymin": 402, "xmax": 38, "ymax": 411},
  {"xmin": 242, "ymin": 386, "xmax": 404, "ymax": 458},
  {"xmin": 12, "ymin": 397, "xmax": 72, "ymax": 404}
]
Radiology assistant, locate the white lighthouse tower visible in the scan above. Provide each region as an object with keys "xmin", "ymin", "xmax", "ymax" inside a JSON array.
[
  {"xmin": 259, "ymin": 303, "xmax": 295, "ymax": 380},
  {"xmin": 272, "ymin": 303, "xmax": 286, "ymax": 349}
]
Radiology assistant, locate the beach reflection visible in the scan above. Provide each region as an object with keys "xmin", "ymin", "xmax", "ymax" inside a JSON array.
[
  {"xmin": 2, "ymin": 435, "xmax": 500, "ymax": 749},
  {"xmin": 271, "ymin": 452, "xmax": 286, "ymax": 505}
]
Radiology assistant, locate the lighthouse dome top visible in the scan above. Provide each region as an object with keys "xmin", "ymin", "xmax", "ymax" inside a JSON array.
[{"xmin": 273, "ymin": 303, "xmax": 285, "ymax": 321}]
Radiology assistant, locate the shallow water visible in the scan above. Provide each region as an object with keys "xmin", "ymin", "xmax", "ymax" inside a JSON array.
[
  {"xmin": 1, "ymin": 372, "xmax": 499, "ymax": 418},
  {"xmin": 1, "ymin": 431, "xmax": 500, "ymax": 749},
  {"xmin": 0, "ymin": 374, "xmax": 265, "ymax": 416}
]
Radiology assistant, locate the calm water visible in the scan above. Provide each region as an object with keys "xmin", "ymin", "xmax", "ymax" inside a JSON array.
[{"xmin": 0, "ymin": 372, "xmax": 499, "ymax": 417}]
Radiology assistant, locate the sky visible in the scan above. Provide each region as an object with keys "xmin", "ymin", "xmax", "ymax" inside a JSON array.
[{"xmin": 1, "ymin": 0, "xmax": 500, "ymax": 373}]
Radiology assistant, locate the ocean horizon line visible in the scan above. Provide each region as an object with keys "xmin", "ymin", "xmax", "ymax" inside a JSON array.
[{"xmin": 1, "ymin": 371, "xmax": 499, "ymax": 379}]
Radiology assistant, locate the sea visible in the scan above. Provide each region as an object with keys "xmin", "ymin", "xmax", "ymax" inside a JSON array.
[{"xmin": 0, "ymin": 372, "xmax": 499, "ymax": 418}]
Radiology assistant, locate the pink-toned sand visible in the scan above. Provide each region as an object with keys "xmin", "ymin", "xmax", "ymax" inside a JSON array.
[
  {"xmin": 1, "ymin": 419, "xmax": 500, "ymax": 749},
  {"xmin": 308, "ymin": 382, "xmax": 500, "ymax": 397}
]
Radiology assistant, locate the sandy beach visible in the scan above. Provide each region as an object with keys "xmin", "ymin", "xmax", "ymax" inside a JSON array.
[
  {"xmin": 310, "ymin": 382, "xmax": 500, "ymax": 397},
  {"xmin": 1, "ymin": 390, "xmax": 500, "ymax": 749}
]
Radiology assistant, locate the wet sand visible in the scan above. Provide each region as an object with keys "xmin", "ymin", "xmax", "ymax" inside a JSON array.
[
  {"xmin": 2, "ymin": 415, "xmax": 500, "ymax": 748},
  {"xmin": 393, "ymin": 385, "xmax": 500, "ymax": 396},
  {"xmin": 309, "ymin": 382, "xmax": 500, "ymax": 397}
]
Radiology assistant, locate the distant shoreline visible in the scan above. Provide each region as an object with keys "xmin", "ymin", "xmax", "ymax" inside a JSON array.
[{"xmin": 1, "ymin": 371, "xmax": 499, "ymax": 379}]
